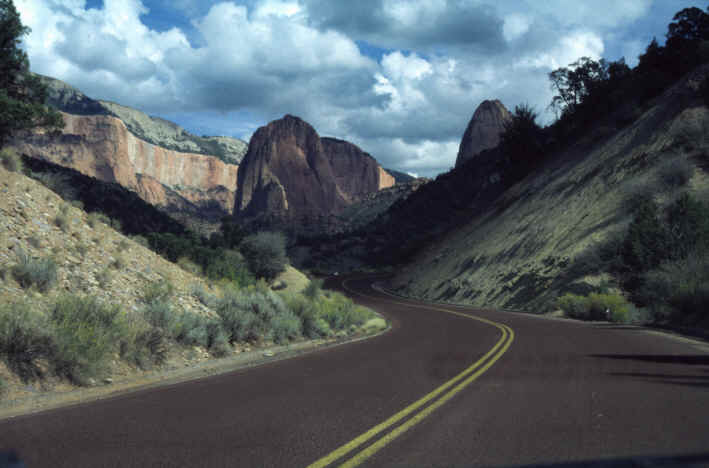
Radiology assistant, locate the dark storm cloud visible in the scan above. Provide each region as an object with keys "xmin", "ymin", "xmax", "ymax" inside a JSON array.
[{"xmin": 304, "ymin": 0, "xmax": 507, "ymax": 52}]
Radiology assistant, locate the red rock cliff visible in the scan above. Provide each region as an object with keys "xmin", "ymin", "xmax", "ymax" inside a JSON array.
[
  {"xmin": 235, "ymin": 115, "xmax": 394, "ymax": 227},
  {"xmin": 11, "ymin": 112, "xmax": 239, "ymax": 218}
]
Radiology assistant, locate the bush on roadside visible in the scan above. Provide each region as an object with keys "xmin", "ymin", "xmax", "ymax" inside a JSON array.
[
  {"xmin": 239, "ymin": 231, "xmax": 288, "ymax": 281},
  {"xmin": 190, "ymin": 282, "xmax": 216, "ymax": 308},
  {"xmin": 638, "ymin": 252, "xmax": 709, "ymax": 326},
  {"xmin": 11, "ymin": 248, "xmax": 57, "ymax": 293},
  {"xmin": 0, "ymin": 301, "xmax": 53, "ymax": 381},
  {"xmin": 216, "ymin": 285, "xmax": 301, "ymax": 343},
  {"xmin": 49, "ymin": 295, "xmax": 125, "ymax": 384},
  {"xmin": 557, "ymin": 292, "xmax": 631, "ymax": 322}
]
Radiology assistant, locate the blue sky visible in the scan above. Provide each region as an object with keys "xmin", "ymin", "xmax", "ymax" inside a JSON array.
[{"xmin": 16, "ymin": 0, "xmax": 706, "ymax": 177}]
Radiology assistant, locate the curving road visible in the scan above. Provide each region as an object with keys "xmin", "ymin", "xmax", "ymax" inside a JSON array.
[{"xmin": 1, "ymin": 275, "xmax": 709, "ymax": 467}]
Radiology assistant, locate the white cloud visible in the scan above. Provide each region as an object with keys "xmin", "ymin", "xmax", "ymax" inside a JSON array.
[{"xmin": 15, "ymin": 0, "xmax": 663, "ymax": 177}]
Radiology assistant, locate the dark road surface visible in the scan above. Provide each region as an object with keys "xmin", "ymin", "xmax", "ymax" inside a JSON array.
[{"xmin": 2, "ymin": 275, "xmax": 709, "ymax": 467}]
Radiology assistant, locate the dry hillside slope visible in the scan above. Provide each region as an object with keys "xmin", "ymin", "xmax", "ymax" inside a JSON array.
[{"xmin": 392, "ymin": 65, "xmax": 709, "ymax": 312}]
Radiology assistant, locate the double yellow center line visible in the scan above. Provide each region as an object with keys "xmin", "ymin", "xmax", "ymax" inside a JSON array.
[{"xmin": 307, "ymin": 280, "xmax": 515, "ymax": 468}]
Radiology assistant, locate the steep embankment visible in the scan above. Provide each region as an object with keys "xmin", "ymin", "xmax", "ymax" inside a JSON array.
[
  {"xmin": 234, "ymin": 115, "xmax": 395, "ymax": 234},
  {"xmin": 392, "ymin": 65, "xmax": 709, "ymax": 312}
]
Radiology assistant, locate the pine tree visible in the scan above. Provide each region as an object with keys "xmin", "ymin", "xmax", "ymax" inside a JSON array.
[{"xmin": 0, "ymin": 0, "xmax": 63, "ymax": 147}]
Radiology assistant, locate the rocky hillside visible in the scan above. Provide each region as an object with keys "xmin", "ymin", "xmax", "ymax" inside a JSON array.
[
  {"xmin": 455, "ymin": 99, "xmax": 511, "ymax": 167},
  {"xmin": 40, "ymin": 75, "xmax": 248, "ymax": 164},
  {"xmin": 234, "ymin": 115, "xmax": 395, "ymax": 234},
  {"xmin": 391, "ymin": 65, "xmax": 709, "ymax": 312}
]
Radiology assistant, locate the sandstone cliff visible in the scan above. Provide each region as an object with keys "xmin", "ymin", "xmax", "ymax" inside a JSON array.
[
  {"xmin": 39, "ymin": 74, "xmax": 248, "ymax": 165},
  {"xmin": 454, "ymin": 99, "xmax": 512, "ymax": 167},
  {"xmin": 235, "ymin": 115, "xmax": 395, "ymax": 232},
  {"xmin": 11, "ymin": 112, "xmax": 239, "ymax": 221}
]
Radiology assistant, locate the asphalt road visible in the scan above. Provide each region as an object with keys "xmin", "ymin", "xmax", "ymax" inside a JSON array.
[{"xmin": 2, "ymin": 275, "xmax": 709, "ymax": 467}]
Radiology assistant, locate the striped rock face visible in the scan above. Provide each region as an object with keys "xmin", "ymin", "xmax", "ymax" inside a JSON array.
[{"xmin": 235, "ymin": 115, "xmax": 394, "ymax": 231}]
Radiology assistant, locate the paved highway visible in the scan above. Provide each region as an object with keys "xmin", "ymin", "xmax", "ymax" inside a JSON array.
[{"xmin": 1, "ymin": 275, "xmax": 708, "ymax": 467}]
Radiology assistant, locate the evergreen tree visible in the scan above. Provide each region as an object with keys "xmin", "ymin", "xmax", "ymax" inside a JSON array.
[{"xmin": 0, "ymin": 0, "xmax": 63, "ymax": 147}]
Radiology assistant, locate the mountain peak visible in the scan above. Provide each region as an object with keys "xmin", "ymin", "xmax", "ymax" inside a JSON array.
[{"xmin": 455, "ymin": 99, "xmax": 512, "ymax": 167}]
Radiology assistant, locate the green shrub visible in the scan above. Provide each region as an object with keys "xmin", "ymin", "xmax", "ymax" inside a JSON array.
[
  {"xmin": 303, "ymin": 278, "xmax": 323, "ymax": 299},
  {"xmin": 190, "ymin": 283, "xmax": 216, "ymax": 308},
  {"xmin": 87, "ymin": 212, "xmax": 111, "ymax": 228},
  {"xmin": 639, "ymin": 253, "xmax": 709, "ymax": 326},
  {"xmin": 110, "ymin": 218, "xmax": 122, "ymax": 232},
  {"xmin": 216, "ymin": 286, "xmax": 296, "ymax": 343},
  {"xmin": 285, "ymin": 295, "xmax": 331, "ymax": 338},
  {"xmin": 141, "ymin": 279, "xmax": 174, "ymax": 305},
  {"xmin": 204, "ymin": 249, "xmax": 254, "ymax": 286},
  {"xmin": 111, "ymin": 256, "xmax": 126, "ymax": 270},
  {"xmin": 54, "ymin": 212, "xmax": 70, "ymax": 232},
  {"xmin": 130, "ymin": 235, "xmax": 149, "ymax": 248},
  {"xmin": 177, "ymin": 256, "xmax": 202, "ymax": 276},
  {"xmin": 96, "ymin": 268, "xmax": 111, "ymax": 288},
  {"xmin": 143, "ymin": 300, "xmax": 177, "ymax": 331},
  {"xmin": 0, "ymin": 301, "xmax": 53, "ymax": 381},
  {"xmin": 557, "ymin": 292, "xmax": 631, "ymax": 322},
  {"xmin": 0, "ymin": 374, "xmax": 6, "ymax": 398},
  {"xmin": 117, "ymin": 239, "xmax": 130, "ymax": 253},
  {"xmin": 49, "ymin": 295, "xmax": 124, "ymax": 384},
  {"xmin": 27, "ymin": 235, "xmax": 42, "ymax": 249},
  {"xmin": 239, "ymin": 231, "xmax": 288, "ymax": 281},
  {"xmin": 11, "ymin": 248, "xmax": 57, "ymax": 292},
  {"xmin": 70, "ymin": 199, "xmax": 84, "ymax": 210},
  {"xmin": 0, "ymin": 148, "xmax": 22, "ymax": 172}
]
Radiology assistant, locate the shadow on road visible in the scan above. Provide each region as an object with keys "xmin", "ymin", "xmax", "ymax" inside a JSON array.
[{"xmin": 589, "ymin": 354, "xmax": 709, "ymax": 365}]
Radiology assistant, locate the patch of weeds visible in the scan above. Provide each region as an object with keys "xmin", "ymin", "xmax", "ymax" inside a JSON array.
[
  {"xmin": 190, "ymin": 283, "xmax": 216, "ymax": 308},
  {"xmin": 49, "ymin": 294, "xmax": 125, "ymax": 385},
  {"xmin": 111, "ymin": 256, "xmax": 126, "ymax": 270},
  {"xmin": 87, "ymin": 212, "xmax": 111, "ymax": 229},
  {"xmin": 0, "ymin": 300, "xmax": 53, "ymax": 381},
  {"xmin": 116, "ymin": 239, "xmax": 130, "ymax": 253},
  {"xmin": 303, "ymin": 278, "xmax": 323, "ymax": 299},
  {"xmin": 130, "ymin": 235, "xmax": 149, "ymax": 248},
  {"xmin": 74, "ymin": 243, "xmax": 89, "ymax": 256},
  {"xmin": 0, "ymin": 374, "xmax": 6, "ymax": 398},
  {"xmin": 141, "ymin": 279, "xmax": 175, "ymax": 305},
  {"xmin": 0, "ymin": 148, "xmax": 22, "ymax": 173},
  {"xmin": 109, "ymin": 218, "xmax": 122, "ymax": 232},
  {"xmin": 11, "ymin": 248, "xmax": 58, "ymax": 293},
  {"xmin": 27, "ymin": 236, "xmax": 42, "ymax": 249},
  {"xmin": 54, "ymin": 212, "xmax": 70, "ymax": 233},
  {"xmin": 177, "ymin": 257, "xmax": 202, "ymax": 276},
  {"xmin": 96, "ymin": 268, "xmax": 112, "ymax": 288},
  {"xmin": 70, "ymin": 200, "xmax": 84, "ymax": 210}
]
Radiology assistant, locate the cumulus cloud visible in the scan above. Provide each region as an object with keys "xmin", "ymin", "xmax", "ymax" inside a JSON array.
[{"xmin": 16, "ymin": 0, "xmax": 665, "ymax": 176}]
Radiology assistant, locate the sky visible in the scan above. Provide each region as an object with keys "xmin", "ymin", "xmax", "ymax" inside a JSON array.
[{"xmin": 15, "ymin": 0, "xmax": 706, "ymax": 177}]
